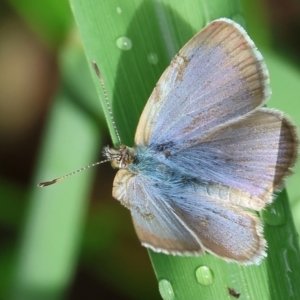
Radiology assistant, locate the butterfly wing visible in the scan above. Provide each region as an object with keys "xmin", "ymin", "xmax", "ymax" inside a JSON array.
[
  {"xmin": 112, "ymin": 169, "xmax": 265, "ymax": 264},
  {"xmin": 134, "ymin": 18, "xmax": 298, "ymax": 207},
  {"xmin": 171, "ymin": 185, "xmax": 266, "ymax": 264},
  {"xmin": 158, "ymin": 109, "xmax": 298, "ymax": 207},
  {"xmin": 135, "ymin": 18, "xmax": 270, "ymax": 146},
  {"xmin": 113, "ymin": 169, "xmax": 204, "ymax": 254}
]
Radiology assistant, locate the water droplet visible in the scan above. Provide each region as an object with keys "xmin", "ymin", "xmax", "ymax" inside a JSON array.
[
  {"xmin": 116, "ymin": 7, "xmax": 122, "ymax": 14},
  {"xmin": 262, "ymin": 196, "xmax": 285, "ymax": 226},
  {"xmin": 281, "ymin": 248, "xmax": 295, "ymax": 297},
  {"xmin": 195, "ymin": 265, "xmax": 214, "ymax": 285},
  {"xmin": 147, "ymin": 52, "xmax": 158, "ymax": 64},
  {"xmin": 116, "ymin": 36, "xmax": 132, "ymax": 51},
  {"xmin": 282, "ymin": 248, "xmax": 293, "ymax": 272},
  {"xmin": 158, "ymin": 279, "xmax": 175, "ymax": 300}
]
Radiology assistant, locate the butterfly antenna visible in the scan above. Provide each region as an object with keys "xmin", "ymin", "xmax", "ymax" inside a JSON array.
[
  {"xmin": 92, "ymin": 61, "xmax": 122, "ymax": 145},
  {"xmin": 38, "ymin": 159, "xmax": 111, "ymax": 187}
]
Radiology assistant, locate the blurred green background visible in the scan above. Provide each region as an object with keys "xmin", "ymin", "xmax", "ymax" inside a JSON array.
[{"xmin": 0, "ymin": 0, "xmax": 299, "ymax": 299}]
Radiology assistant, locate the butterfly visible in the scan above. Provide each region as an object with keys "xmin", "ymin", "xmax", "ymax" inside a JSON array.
[{"xmin": 39, "ymin": 18, "xmax": 299, "ymax": 265}]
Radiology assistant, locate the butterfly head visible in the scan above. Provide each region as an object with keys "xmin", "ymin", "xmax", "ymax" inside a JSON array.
[{"xmin": 103, "ymin": 145, "xmax": 135, "ymax": 169}]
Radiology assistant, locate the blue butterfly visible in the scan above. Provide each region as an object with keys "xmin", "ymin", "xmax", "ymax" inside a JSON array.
[
  {"xmin": 105, "ymin": 18, "xmax": 298, "ymax": 264},
  {"xmin": 39, "ymin": 18, "xmax": 299, "ymax": 265}
]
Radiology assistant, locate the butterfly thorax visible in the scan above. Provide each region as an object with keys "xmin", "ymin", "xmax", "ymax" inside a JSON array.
[
  {"xmin": 103, "ymin": 145, "xmax": 135, "ymax": 169},
  {"xmin": 127, "ymin": 145, "xmax": 199, "ymax": 190}
]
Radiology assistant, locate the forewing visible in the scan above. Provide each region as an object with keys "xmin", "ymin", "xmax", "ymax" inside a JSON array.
[
  {"xmin": 135, "ymin": 18, "xmax": 270, "ymax": 146},
  {"xmin": 112, "ymin": 169, "xmax": 204, "ymax": 254},
  {"xmin": 163, "ymin": 109, "xmax": 298, "ymax": 207}
]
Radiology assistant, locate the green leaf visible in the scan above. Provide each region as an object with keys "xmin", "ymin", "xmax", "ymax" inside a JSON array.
[{"xmin": 69, "ymin": 0, "xmax": 300, "ymax": 299}]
